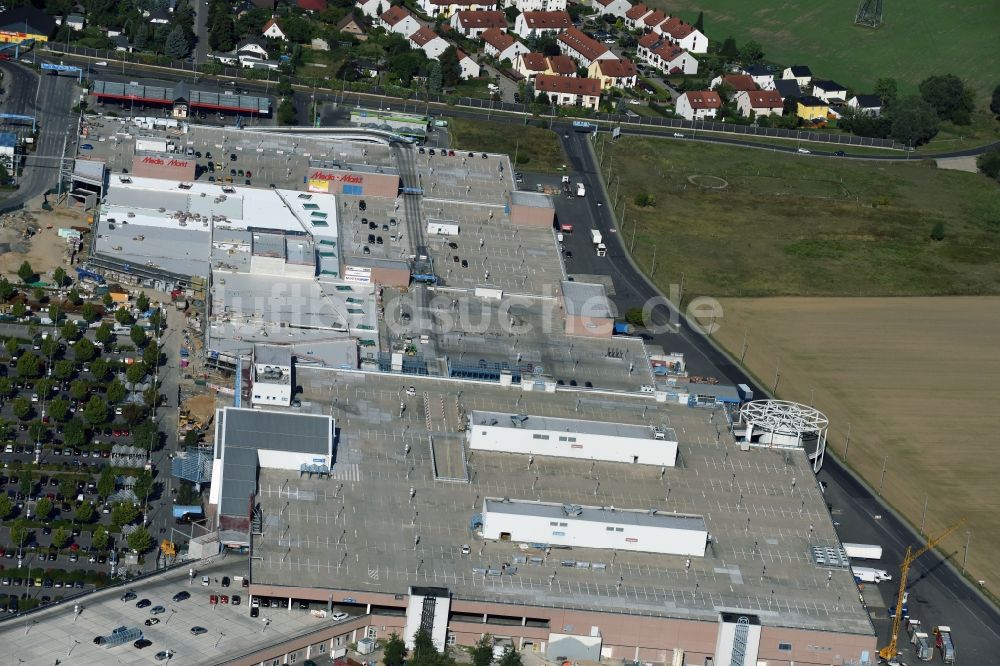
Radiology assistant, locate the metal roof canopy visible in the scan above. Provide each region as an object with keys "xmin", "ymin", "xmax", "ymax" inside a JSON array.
[{"xmin": 91, "ymin": 80, "xmax": 270, "ymax": 114}]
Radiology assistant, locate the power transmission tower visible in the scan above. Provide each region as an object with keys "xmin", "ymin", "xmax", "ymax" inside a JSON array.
[{"xmin": 855, "ymin": 0, "xmax": 884, "ymax": 28}]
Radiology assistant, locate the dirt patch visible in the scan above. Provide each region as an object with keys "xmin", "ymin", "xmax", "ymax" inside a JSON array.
[
  {"xmin": 707, "ymin": 297, "xmax": 1000, "ymax": 595},
  {"xmin": 0, "ymin": 208, "xmax": 89, "ymax": 282}
]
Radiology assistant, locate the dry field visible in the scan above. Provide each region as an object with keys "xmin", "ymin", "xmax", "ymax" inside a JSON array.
[
  {"xmin": 709, "ymin": 297, "xmax": 1000, "ymax": 594},
  {"xmin": 0, "ymin": 208, "xmax": 88, "ymax": 282}
]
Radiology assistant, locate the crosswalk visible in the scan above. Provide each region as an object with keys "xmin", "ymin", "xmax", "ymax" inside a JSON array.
[{"xmin": 328, "ymin": 463, "xmax": 360, "ymax": 481}]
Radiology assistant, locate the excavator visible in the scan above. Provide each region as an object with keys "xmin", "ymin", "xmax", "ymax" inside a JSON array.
[{"xmin": 878, "ymin": 518, "xmax": 966, "ymax": 664}]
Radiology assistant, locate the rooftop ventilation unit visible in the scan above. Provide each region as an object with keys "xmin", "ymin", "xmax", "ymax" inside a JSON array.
[{"xmin": 562, "ymin": 504, "xmax": 583, "ymax": 517}]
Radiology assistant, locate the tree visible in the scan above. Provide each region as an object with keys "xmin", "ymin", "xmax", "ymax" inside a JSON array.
[
  {"xmin": 470, "ymin": 634, "xmax": 494, "ymax": 666},
  {"xmin": 17, "ymin": 260, "xmax": 35, "ymax": 284},
  {"xmin": 134, "ymin": 470, "xmax": 154, "ymax": 503},
  {"xmin": 64, "ymin": 418, "xmax": 85, "ymax": 447},
  {"xmin": 59, "ymin": 478, "xmax": 76, "ymax": 502},
  {"xmin": 694, "ymin": 10, "xmax": 704, "ymax": 32},
  {"xmin": 111, "ymin": 502, "xmax": 139, "ymax": 529},
  {"xmin": 70, "ymin": 380, "xmax": 89, "ymax": 401},
  {"xmin": 428, "ymin": 61, "xmax": 442, "ymax": 93},
  {"xmin": 35, "ymin": 497, "xmax": 53, "ymax": 520},
  {"xmin": 930, "ymin": 222, "xmax": 945, "ymax": 241},
  {"xmin": 60, "ymin": 321, "xmax": 79, "ymax": 343},
  {"xmin": 278, "ymin": 97, "xmax": 297, "ymax": 125},
  {"xmin": 28, "ymin": 420, "xmax": 47, "ymax": 443},
  {"xmin": 11, "ymin": 301, "xmax": 25, "ymax": 318},
  {"xmin": 91, "ymin": 357, "xmax": 110, "ymax": 382},
  {"xmin": 107, "ymin": 379, "xmax": 127, "ymax": 405},
  {"xmin": 75, "ymin": 502, "xmax": 95, "ymax": 524},
  {"xmin": 624, "ymin": 307, "xmax": 646, "ymax": 328},
  {"xmin": 0, "ymin": 494, "xmax": 12, "ymax": 519},
  {"xmin": 165, "ymin": 24, "xmax": 190, "ymax": 59},
  {"xmin": 84, "ymin": 395, "xmax": 108, "ymax": 425},
  {"xmin": 3, "ymin": 337, "xmax": 17, "ymax": 356},
  {"xmin": 992, "ymin": 84, "xmax": 1000, "ymax": 117},
  {"xmin": 411, "ymin": 629, "xmax": 439, "ymax": 666},
  {"xmin": 91, "ymin": 525, "xmax": 109, "ymax": 551},
  {"xmin": 102, "ymin": 292, "xmax": 113, "ymax": 308},
  {"xmin": 19, "ymin": 474, "xmax": 33, "ymax": 498},
  {"xmin": 439, "ymin": 46, "xmax": 461, "ymax": 88},
  {"xmin": 95, "ymin": 322, "xmax": 114, "ymax": 346},
  {"xmin": 9, "ymin": 518, "xmax": 29, "ymax": 548},
  {"xmin": 68, "ymin": 288, "xmax": 82, "ymax": 306},
  {"xmin": 498, "ymin": 647, "xmax": 522, "ymax": 666},
  {"xmin": 127, "ymin": 526, "xmax": 152, "ymax": 553},
  {"xmin": 719, "ymin": 36, "xmax": 738, "ymax": 59},
  {"xmin": 130, "ymin": 325, "xmax": 147, "ymax": 348},
  {"xmin": 54, "ymin": 359, "xmax": 75, "ymax": 381},
  {"xmin": 209, "ymin": 13, "xmax": 236, "ymax": 51},
  {"xmin": 126, "ymin": 362, "xmax": 146, "ymax": 385},
  {"xmin": 889, "ymin": 96, "xmax": 940, "ymax": 146},
  {"xmin": 53, "ymin": 267, "xmax": 67, "ymax": 287},
  {"xmin": 17, "ymin": 353, "xmax": 41, "ymax": 379},
  {"xmin": 136, "ymin": 293, "xmax": 150, "ymax": 313},
  {"xmin": 47, "ymin": 303, "xmax": 61, "ymax": 322},
  {"xmin": 51, "ymin": 526, "xmax": 71, "ymax": 549},
  {"xmin": 134, "ymin": 420, "xmax": 159, "ymax": 452},
  {"xmin": 36, "ymin": 377, "xmax": 55, "ymax": 399},
  {"xmin": 918, "ymin": 74, "xmax": 974, "ymax": 124},
  {"xmin": 738, "ymin": 40, "xmax": 763, "ymax": 64},
  {"xmin": 384, "ymin": 633, "xmax": 408, "ymax": 666},
  {"xmin": 97, "ymin": 467, "xmax": 116, "ymax": 500},
  {"xmin": 0, "ymin": 277, "xmax": 13, "ymax": 301},
  {"xmin": 82, "ymin": 302, "xmax": 98, "ymax": 323},
  {"xmin": 142, "ymin": 341, "xmax": 160, "ymax": 368},
  {"xmin": 13, "ymin": 396, "xmax": 31, "ymax": 420},
  {"xmin": 115, "ymin": 306, "xmax": 134, "ymax": 327},
  {"xmin": 49, "ymin": 397, "xmax": 70, "ymax": 422},
  {"xmin": 74, "ymin": 337, "xmax": 96, "ymax": 362},
  {"xmin": 0, "ymin": 377, "xmax": 13, "ymax": 399},
  {"xmin": 40, "ymin": 336, "xmax": 58, "ymax": 358},
  {"xmin": 976, "ymin": 147, "xmax": 1000, "ymax": 182},
  {"xmin": 875, "ymin": 77, "xmax": 898, "ymax": 105}
]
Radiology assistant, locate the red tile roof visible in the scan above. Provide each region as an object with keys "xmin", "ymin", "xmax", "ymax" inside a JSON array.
[
  {"xmin": 481, "ymin": 28, "xmax": 515, "ymax": 52},
  {"xmin": 638, "ymin": 31, "xmax": 660, "ymax": 49},
  {"xmin": 558, "ymin": 26, "xmax": 609, "ymax": 62},
  {"xmin": 625, "ymin": 4, "xmax": 649, "ymax": 20},
  {"xmin": 521, "ymin": 11, "xmax": 572, "ymax": 30},
  {"xmin": 596, "ymin": 58, "xmax": 637, "ymax": 79},
  {"xmin": 454, "ymin": 10, "xmax": 506, "ymax": 30},
  {"xmin": 651, "ymin": 41, "xmax": 685, "ymax": 62},
  {"xmin": 643, "ymin": 10, "xmax": 666, "ymax": 27},
  {"xmin": 546, "ymin": 54, "xmax": 577, "ymax": 75},
  {"xmin": 535, "ymin": 74, "xmax": 602, "ymax": 97},
  {"xmin": 719, "ymin": 74, "xmax": 757, "ymax": 92},
  {"xmin": 409, "ymin": 27, "xmax": 440, "ymax": 47},
  {"xmin": 519, "ymin": 52, "xmax": 548, "ymax": 71},
  {"xmin": 682, "ymin": 91, "xmax": 722, "ymax": 109},
  {"xmin": 380, "ymin": 6, "xmax": 412, "ymax": 26},
  {"xmin": 743, "ymin": 89, "xmax": 783, "ymax": 109},
  {"xmin": 659, "ymin": 16, "xmax": 695, "ymax": 39}
]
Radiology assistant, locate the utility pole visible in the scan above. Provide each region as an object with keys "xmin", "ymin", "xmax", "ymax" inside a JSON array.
[
  {"xmin": 739, "ymin": 328, "xmax": 749, "ymax": 365},
  {"xmin": 962, "ymin": 531, "xmax": 971, "ymax": 573},
  {"xmin": 772, "ymin": 358, "xmax": 780, "ymax": 394},
  {"xmin": 920, "ymin": 494, "xmax": 928, "ymax": 535},
  {"xmin": 878, "ymin": 455, "xmax": 887, "ymax": 496},
  {"xmin": 844, "ymin": 423, "xmax": 851, "ymax": 460},
  {"xmin": 56, "ymin": 132, "xmax": 68, "ymax": 197},
  {"xmin": 650, "ymin": 244, "xmax": 657, "ymax": 275}
]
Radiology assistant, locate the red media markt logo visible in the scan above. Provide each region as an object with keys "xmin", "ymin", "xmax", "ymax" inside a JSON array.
[
  {"xmin": 142, "ymin": 156, "xmax": 190, "ymax": 168},
  {"xmin": 310, "ymin": 171, "xmax": 363, "ymax": 184}
]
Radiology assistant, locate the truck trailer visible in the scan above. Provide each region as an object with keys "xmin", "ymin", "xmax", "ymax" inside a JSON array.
[
  {"xmin": 576, "ymin": 183, "xmax": 586, "ymax": 197},
  {"xmin": 933, "ymin": 626, "xmax": 955, "ymax": 663},
  {"xmin": 851, "ymin": 566, "xmax": 892, "ymax": 584},
  {"xmin": 590, "ymin": 229, "xmax": 603, "ymax": 245},
  {"xmin": 843, "ymin": 543, "xmax": 883, "ymax": 560}
]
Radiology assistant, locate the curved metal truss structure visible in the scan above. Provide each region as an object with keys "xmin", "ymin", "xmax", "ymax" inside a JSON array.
[{"xmin": 736, "ymin": 400, "xmax": 830, "ymax": 472}]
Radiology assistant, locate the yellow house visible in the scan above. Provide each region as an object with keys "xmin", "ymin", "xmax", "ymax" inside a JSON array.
[
  {"xmin": 587, "ymin": 58, "xmax": 638, "ymax": 90},
  {"xmin": 796, "ymin": 95, "xmax": 829, "ymax": 121}
]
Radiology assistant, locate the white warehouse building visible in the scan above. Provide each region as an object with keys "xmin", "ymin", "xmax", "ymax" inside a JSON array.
[
  {"xmin": 482, "ymin": 498, "xmax": 708, "ymax": 556},
  {"xmin": 468, "ymin": 411, "xmax": 678, "ymax": 466}
]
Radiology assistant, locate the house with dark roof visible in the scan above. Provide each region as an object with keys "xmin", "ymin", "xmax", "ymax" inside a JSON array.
[
  {"xmin": 782, "ymin": 65, "xmax": 812, "ymax": 87},
  {"xmin": 796, "ymin": 95, "xmax": 830, "ymax": 121},
  {"xmin": 812, "ymin": 79, "xmax": 848, "ymax": 103},
  {"xmin": 847, "ymin": 94, "xmax": 883, "ymax": 117},
  {"xmin": 773, "ymin": 78, "xmax": 803, "ymax": 100},
  {"xmin": 740, "ymin": 64, "xmax": 775, "ymax": 90},
  {"xmin": 336, "ymin": 14, "xmax": 367, "ymax": 41},
  {"xmin": 534, "ymin": 74, "xmax": 602, "ymax": 110}
]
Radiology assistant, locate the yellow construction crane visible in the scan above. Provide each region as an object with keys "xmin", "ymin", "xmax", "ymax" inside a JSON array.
[{"xmin": 879, "ymin": 518, "xmax": 966, "ymax": 662}]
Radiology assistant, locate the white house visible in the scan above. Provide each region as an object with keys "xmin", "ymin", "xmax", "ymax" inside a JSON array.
[
  {"xmin": 557, "ymin": 26, "xmax": 615, "ymax": 68},
  {"xmin": 409, "ymin": 27, "xmax": 449, "ymax": 60},
  {"xmin": 457, "ymin": 49, "xmax": 481, "ymax": 79},
  {"xmin": 741, "ymin": 64, "xmax": 775, "ymax": 90},
  {"xmin": 513, "ymin": 10, "xmax": 572, "ymax": 39},
  {"xmin": 657, "ymin": 16, "xmax": 707, "ymax": 54},
  {"xmin": 65, "ymin": 14, "xmax": 85, "ymax": 31},
  {"xmin": 637, "ymin": 33, "xmax": 697, "ymax": 75},
  {"xmin": 356, "ymin": 0, "xmax": 384, "ymax": 19},
  {"xmin": 675, "ymin": 90, "xmax": 721, "ymax": 121},
  {"xmin": 379, "ymin": 6, "xmax": 421, "ymax": 37},
  {"xmin": 262, "ymin": 17, "xmax": 288, "ymax": 40},
  {"xmin": 782, "ymin": 65, "xmax": 812, "ymax": 88},
  {"xmin": 624, "ymin": 3, "xmax": 653, "ymax": 29},
  {"xmin": 812, "ymin": 79, "xmax": 848, "ymax": 103},
  {"xmin": 480, "ymin": 28, "xmax": 529, "ymax": 63},
  {"xmin": 236, "ymin": 38, "xmax": 269, "ymax": 60},
  {"xmin": 534, "ymin": 74, "xmax": 602, "ymax": 110},
  {"xmin": 592, "ymin": 0, "xmax": 633, "ymax": 20},
  {"xmin": 451, "ymin": 10, "xmax": 507, "ymax": 38},
  {"xmin": 503, "ymin": 0, "xmax": 567, "ymax": 12},
  {"xmin": 847, "ymin": 94, "xmax": 883, "ymax": 116},
  {"xmin": 418, "ymin": 0, "xmax": 494, "ymax": 18},
  {"xmin": 735, "ymin": 89, "xmax": 784, "ymax": 118}
]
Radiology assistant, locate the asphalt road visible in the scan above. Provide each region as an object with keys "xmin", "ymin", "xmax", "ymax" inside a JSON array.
[
  {"xmin": 550, "ymin": 129, "xmax": 1000, "ymax": 661},
  {"xmin": 0, "ymin": 61, "xmax": 80, "ymax": 209}
]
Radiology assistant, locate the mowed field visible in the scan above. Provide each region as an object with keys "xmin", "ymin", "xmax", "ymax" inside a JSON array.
[
  {"xmin": 449, "ymin": 118, "xmax": 567, "ymax": 173},
  {"xmin": 604, "ymin": 137, "xmax": 1000, "ymax": 299},
  {"xmin": 708, "ymin": 297, "xmax": 1000, "ymax": 595},
  {"xmin": 651, "ymin": 0, "xmax": 1000, "ymax": 99}
]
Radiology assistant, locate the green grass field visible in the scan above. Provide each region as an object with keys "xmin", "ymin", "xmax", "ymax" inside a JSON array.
[
  {"xmin": 448, "ymin": 118, "xmax": 568, "ymax": 172},
  {"xmin": 651, "ymin": 0, "xmax": 1000, "ymax": 99},
  {"xmin": 603, "ymin": 136, "xmax": 1000, "ymax": 299}
]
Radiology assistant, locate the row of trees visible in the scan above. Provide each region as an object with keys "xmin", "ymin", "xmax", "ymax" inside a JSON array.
[{"xmin": 383, "ymin": 631, "xmax": 523, "ymax": 666}]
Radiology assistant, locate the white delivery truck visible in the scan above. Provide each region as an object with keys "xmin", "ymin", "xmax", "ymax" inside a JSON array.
[
  {"xmin": 843, "ymin": 543, "xmax": 883, "ymax": 560},
  {"xmin": 851, "ymin": 566, "xmax": 892, "ymax": 584},
  {"xmin": 576, "ymin": 182, "xmax": 586, "ymax": 197},
  {"xmin": 590, "ymin": 229, "xmax": 603, "ymax": 245}
]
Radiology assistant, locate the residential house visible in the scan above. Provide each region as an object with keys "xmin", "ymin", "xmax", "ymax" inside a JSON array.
[
  {"xmin": 111, "ymin": 34, "xmax": 133, "ymax": 52},
  {"xmin": 534, "ymin": 74, "xmax": 601, "ymax": 110},
  {"xmin": 624, "ymin": 4, "xmax": 652, "ymax": 29},
  {"xmin": 637, "ymin": 33, "xmax": 697, "ymax": 75},
  {"xmin": 336, "ymin": 14, "xmax": 367, "ymax": 40},
  {"xmin": 451, "ymin": 10, "xmax": 507, "ymax": 38},
  {"xmin": 457, "ymin": 49, "xmax": 481, "ymax": 79},
  {"xmin": 675, "ymin": 90, "xmax": 721, "ymax": 120},
  {"xmin": 641, "ymin": 10, "xmax": 667, "ymax": 32},
  {"xmin": 796, "ymin": 95, "xmax": 829, "ymax": 121},
  {"xmin": 773, "ymin": 78, "xmax": 802, "ymax": 101},
  {"xmin": 782, "ymin": 65, "xmax": 812, "ymax": 88},
  {"xmin": 515, "ymin": 52, "xmax": 549, "ymax": 80},
  {"xmin": 503, "ymin": 0, "xmax": 567, "ymax": 12},
  {"xmin": 656, "ymin": 16, "xmax": 707, "ymax": 54},
  {"xmin": 545, "ymin": 54, "xmax": 577, "ymax": 77},
  {"xmin": 210, "ymin": 52, "xmax": 238, "ymax": 65},
  {"xmin": 481, "ymin": 28, "xmax": 529, "ymax": 63},
  {"xmin": 812, "ymin": 79, "xmax": 847, "ymax": 103},
  {"xmin": 514, "ymin": 11, "xmax": 572, "ymax": 39},
  {"xmin": 409, "ymin": 27, "xmax": 449, "ymax": 60},
  {"xmin": 65, "ymin": 14, "xmax": 85, "ymax": 31},
  {"xmin": 418, "ymin": 0, "xmax": 494, "ymax": 19},
  {"xmin": 735, "ymin": 89, "xmax": 784, "ymax": 118},
  {"xmin": 709, "ymin": 74, "xmax": 757, "ymax": 95},
  {"xmin": 593, "ymin": 0, "xmax": 633, "ymax": 20},
  {"xmin": 558, "ymin": 27, "xmax": 615, "ymax": 68},
  {"xmin": 236, "ymin": 38, "xmax": 270, "ymax": 60},
  {"xmin": 356, "ymin": 0, "xmax": 384, "ymax": 18},
  {"xmin": 147, "ymin": 8, "xmax": 171, "ymax": 24},
  {"xmin": 740, "ymin": 64, "xmax": 774, "ymax": 90},
  {"xmin": 847, "ymin": 94, "xmax": 883, "ymax": 116},
  {"xmin": 588, "ymin": 58, "xmax": 637, "ymax": 89},
  {"xmin": 262, "ymin": 17, "xmax": 287, "ymax": 40},
  {"xmin": 379, "ymin": 6, "xmax": 421, "ymax": 37}
]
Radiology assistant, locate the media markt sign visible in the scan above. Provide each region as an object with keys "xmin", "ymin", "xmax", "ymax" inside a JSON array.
[
  {"xmin": 142, "ymin": 156, "xmax": 191, "ymax": 168},
  {"xmin": 309, "ymin": 171, "xmax": 364, "ymax": 184}
]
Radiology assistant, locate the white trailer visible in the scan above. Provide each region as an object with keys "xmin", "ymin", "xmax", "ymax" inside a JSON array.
[
  {"xmin": 590, "ymin": 229, "xmax": 603, "ymax": 245},
  {"xmin": 576, "ymin": 183, "xmax": 586, "ymax": 197},
  {"xmin": 844, "ymin": 543, "xmax": 883, "ymax": 560},
  {"xmin": 851, "ymin": 566, "xmax": 892, "ymax": 583},
  {"xmin": 135, "ymin": 136, "xmax": 169, "ymax": 153}
]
